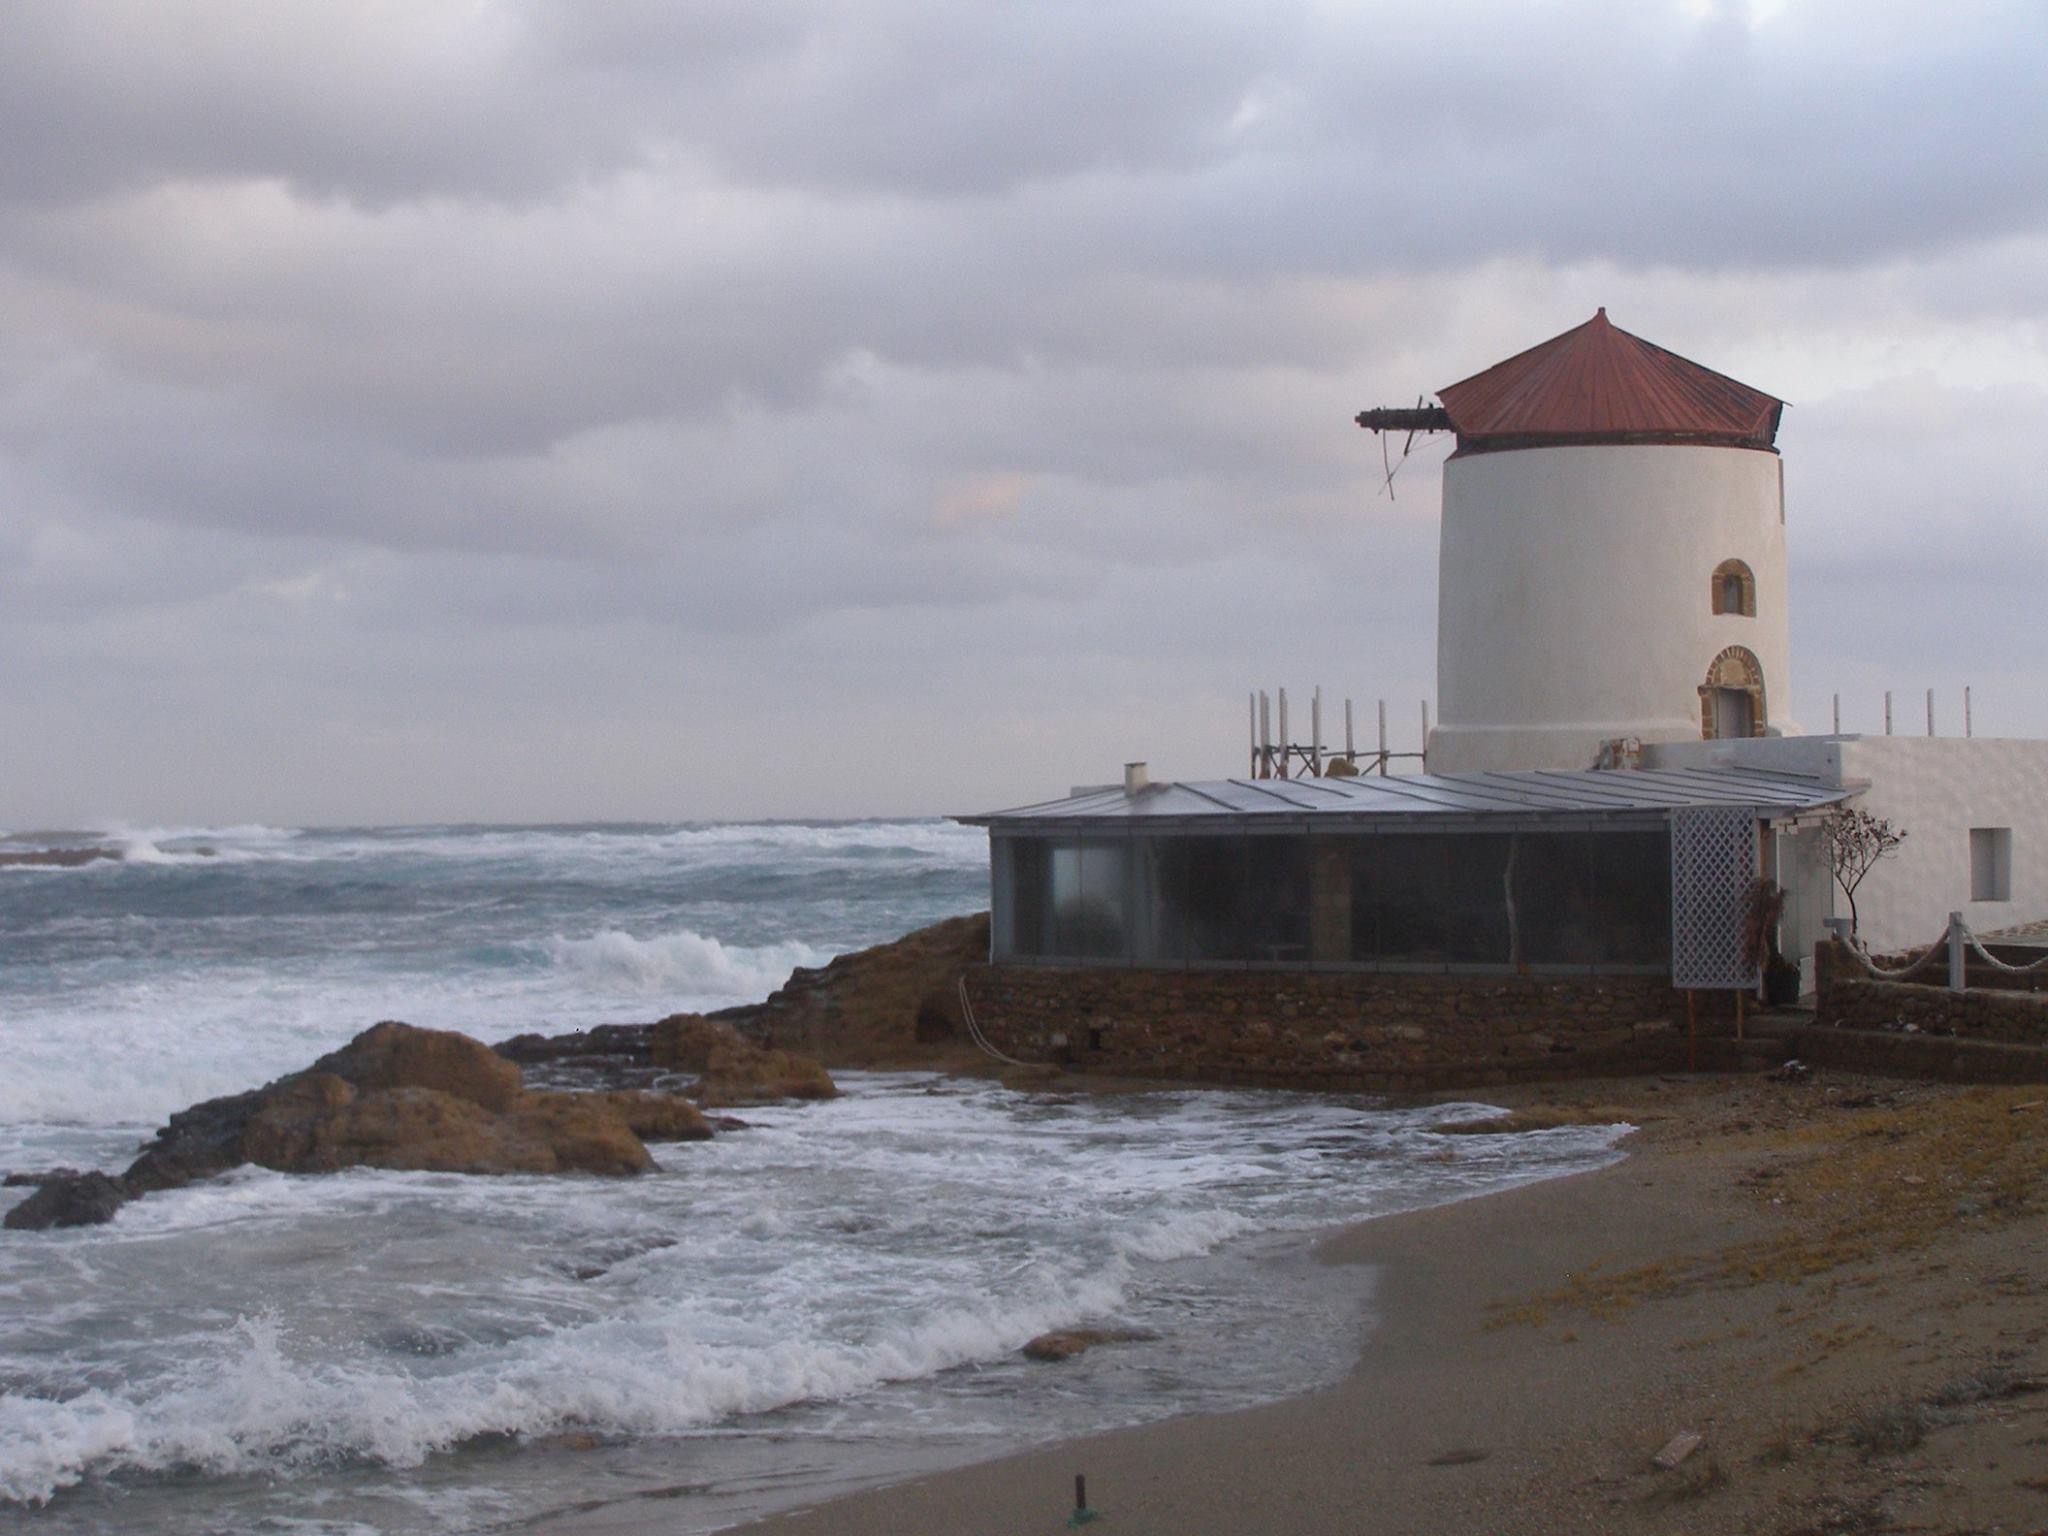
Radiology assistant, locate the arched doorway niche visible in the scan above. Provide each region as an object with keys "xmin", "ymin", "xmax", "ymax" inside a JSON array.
[{"xmin": 1699, "ymin": 645, "xmax": 1766, "ymax": 740}]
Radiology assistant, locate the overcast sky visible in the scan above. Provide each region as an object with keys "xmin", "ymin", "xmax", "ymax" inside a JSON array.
[{"xmin": 2, "ymin": 0, "xmax": 2043, "ymax": 826}]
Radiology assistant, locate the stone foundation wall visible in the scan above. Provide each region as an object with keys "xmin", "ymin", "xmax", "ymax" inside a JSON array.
[
  {"xmin": 1814, "ymin": 940, "xmax": 2048, "ymax": 1046},
  {"xmin": 964, "ymin": 965, "xmax": 1700, "ymax": 1091},
  {"xmin": 1774, "ymin": 1024, "xmax": 2048, "ymax": 1085},
  {"xmin": 1816, "ymin": 977, "xmax": 2048, "ymax": 1046}
]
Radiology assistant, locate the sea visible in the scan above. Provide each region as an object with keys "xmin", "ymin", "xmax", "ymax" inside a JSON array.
[{"xmin": 0, "ymin": 820, "xmax": 1630, "ymax": 1534}]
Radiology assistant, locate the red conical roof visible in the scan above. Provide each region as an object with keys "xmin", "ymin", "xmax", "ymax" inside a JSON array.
[{"xmin": 1436, "ymin": 310, "xmax": 1783, "ymax": 452}]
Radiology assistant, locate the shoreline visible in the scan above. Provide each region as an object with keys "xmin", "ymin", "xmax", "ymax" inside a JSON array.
[{"xmin": 553, "ymin": 1070, "xmax": 2046, "ymax": 1536}]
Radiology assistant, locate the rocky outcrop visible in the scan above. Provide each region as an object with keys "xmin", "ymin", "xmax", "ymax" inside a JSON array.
[
  {"xmin": 5, "ymin": 1022, "xmax": 721, "ymax": 1232},
  {"xmin": 652, "ymin": 1016, "xmax": 838, "ymax": 1106},
  {"xmin": 485, "ymin": 913, "xmax": 991, "ymax": 1078},
  {"xmin": 124, "ymin": 1088, "xmax": 268, "ymax": 1195},
  {"xmin": 237, "ymin": 1076, "xmax": 655, "ymax": 1177},
  {"xmin": 728, "ymin": 912, "xmax": 991, "ymax": 1066},
  {"xmin": 309, "ymin": 1021, "xmax": 526, "ymax": 1112}
]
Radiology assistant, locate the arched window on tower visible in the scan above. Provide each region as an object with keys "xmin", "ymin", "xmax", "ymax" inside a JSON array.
[
  {"xmin": 1711, "ymin": 559, "xmax": 1756, "ymax": 617},
  {"xmin": 1699, "ymin": 646, "xmax": 1766, "ymax": 740}
]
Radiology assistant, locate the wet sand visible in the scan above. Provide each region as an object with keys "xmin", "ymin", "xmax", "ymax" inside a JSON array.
[{"xmin": 683, "ymin": 1071, "xmax": 2048, "ymax": 1536}]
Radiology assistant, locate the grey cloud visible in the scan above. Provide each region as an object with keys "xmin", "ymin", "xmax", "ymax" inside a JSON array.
[{"xmin": 2, "ymin": 0, "xmax": 2045, "ymax": 823}]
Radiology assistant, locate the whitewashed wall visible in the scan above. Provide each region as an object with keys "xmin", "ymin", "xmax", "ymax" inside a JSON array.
[
  {"xmin": 1834, "ymin": 738, "xmax": 2048, "ymax": 951},
  {"xmin": 1649, "ymin": 735, "xmax": 2048, "ymax": 955},
  {"xmin": 1433, "ymin": 443, "xmax": 1791, "ymax": 773}
]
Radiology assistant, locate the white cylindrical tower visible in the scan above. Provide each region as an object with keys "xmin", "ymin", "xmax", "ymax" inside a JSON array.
[{"xmin": 1361, "ymin": 310, "xmax": 1794, "ymax": 774}]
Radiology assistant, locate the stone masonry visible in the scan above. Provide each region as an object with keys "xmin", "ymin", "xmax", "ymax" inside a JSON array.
[
  {"xmin": 963, "ymin": 965, "xmax": 1704, "ymax": 1092},
  {"xmin": 1814, "ymin": 939, "xmax": 2048, "ymax": 1047}
]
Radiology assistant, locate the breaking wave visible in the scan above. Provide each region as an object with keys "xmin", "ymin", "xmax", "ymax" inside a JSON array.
[
  {"xmin": 538, "ymin": 927, "xmax": 827, "ymax": 1004},
  {"xmin": 0, "ymin": 1269, "xmax": 1134, "ymax": 1505}
]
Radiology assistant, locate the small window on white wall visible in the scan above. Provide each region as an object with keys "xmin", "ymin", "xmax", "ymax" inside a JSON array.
[{"xmin": 1970, "ymin": 827, "xmax": 2012, "ymax": 902}]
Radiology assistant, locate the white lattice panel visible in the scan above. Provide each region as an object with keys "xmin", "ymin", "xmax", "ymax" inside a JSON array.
[{"xmin": 1671, "ymin": 807, "xmax": 1760, "ymax": 989}]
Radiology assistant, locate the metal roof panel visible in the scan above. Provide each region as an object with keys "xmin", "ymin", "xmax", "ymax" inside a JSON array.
[
  {"xmin": 1435, "ymin": 310, "xmax": 1784, "ymax": 450},
  {"xmin": 960, "ymin": 766, "xmax": 1848, "ymax": 827}
]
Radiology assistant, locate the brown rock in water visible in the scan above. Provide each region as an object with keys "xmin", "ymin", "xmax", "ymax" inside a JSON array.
[
  {"xmin": 721, "ymin": 913, "xmax": 991, "ymax": 1067},
  {"xmin": 241, "ymin": 1075, "xmax": 654, "ymax": 1177},
  {"xmin": 652, "ymin": 1016, "xmax": 837, "ymax": 1106},
  {"xmin": 1020, "ymin": 1327, "xmax": 1153, "ymax": 1363},
  {"xmin": 255, "ymin": 1084, "xmax": 542, "ymax": 1174},
  {"xmin": 4, "ymin": 1023, "xmax": 712, "ymax": 1233},
  {"xmin": 506, "ymin": 1093, "xmax": 655, "ymax": 1175},
  {"xmin": 650, "ymin": 1015, "xmax": 737, "ymax": 1073},
  {"xmin": 696, "ymin": 1043, "xmax": 837, "ymax": 1108},
  {"xmin": 583, "ymin": 1091, "xmax": 713, "ymax": 1142},
  {"xmin": 238, "ymin": 1074, "xmax": 362, "ymax": 1169},
  {"xmin": 309, "ymin": 1021, "xmax": 524, "ymax": 1113}
]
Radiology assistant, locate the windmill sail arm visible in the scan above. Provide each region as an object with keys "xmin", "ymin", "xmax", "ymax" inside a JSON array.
[{"xmin": 1355, "ymin": 405, "xmax": 1452, "ymax": 434}]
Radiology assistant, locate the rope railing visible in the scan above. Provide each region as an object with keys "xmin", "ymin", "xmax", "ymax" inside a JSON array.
[
  {"xmin": 1963, "ymin": 931, "xmax": 2048, "ymax": 976},
  {"xmin": 957, "ymin": 975, "xmax": 1035, "ymax": 1069},
  {"xmin": 1856, "ymin": 933, "xmax": 1951, "ymax": 981},
  {"xmin": 1854, "ymin": 913, "xmax": 2048, "ymax": 984}
]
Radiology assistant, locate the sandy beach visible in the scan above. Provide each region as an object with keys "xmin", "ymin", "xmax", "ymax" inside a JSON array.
[{"xmin": 560, "ymin": 1069, "xmax": 2048, "ymax": 1536}]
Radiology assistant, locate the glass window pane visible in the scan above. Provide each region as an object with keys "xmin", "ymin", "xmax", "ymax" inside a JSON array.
[
  {"xmin": 1131, "ymin": 836, "xmax": 1182, "ymax": 965},
  {"xmin": 1513, "ymin": 832, "xmax": 1670, "ymax": 966},
  {"xmin": 1245, "ymin": 837, "xmax": 1311, "ymax": 963},
  {"xmin": 1356, "ymin": 835, "xmax": 1511, "ymax": 964},
  {"xmin": 1513, "ymin": 835, "xmax": 1596, "ymax": 964},
  {"xmin": 1348, "ymin": 837, "xmax": 1380, "ymax": 960},
  {"xmin": 1172, "ymin": 836, "xmax": 1247, "ymax": 963},
  {"xmin": 1596, "ymin": 832, "xmax": 1671, "ymax": 965},
  {"xmin": 1050, "ymin": 843, "xmax": 1084, "ymax": 956},
  {"xmin": 1006, "ymin": 838, "xmax": 1051, "ymax": 959},
  {"xmin": 1074, "ymin": 839, "xmax": 1129, "ymax": 960}
]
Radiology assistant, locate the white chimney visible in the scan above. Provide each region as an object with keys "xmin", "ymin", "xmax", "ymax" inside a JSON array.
[{"xmin": 1124, "ymin": 762, "xmax": 1149, "ymax": 795}]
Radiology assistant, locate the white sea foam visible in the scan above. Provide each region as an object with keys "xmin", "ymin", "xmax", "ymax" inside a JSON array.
[
  {"xmin": 0, "ymin": 919, "xmax": 838, "ymax": 1130},
  {"xmin": 0, "ymin": 1264, "xmax": 1132, "ymax": 1505},
  {"xmin": 1116, "ymin": 1208, "xmax": 1257, "ymax": 1262},
  {"xmin": 0, "ymin": 1072, "xmax": 1630, "ymax": 1528},
  {"xmin": 0, "ymin": 822, "xmax": 1630, "ymax": 1536},
  {"xmin": 538, "ymin": 928, "xmax": 828, "ymax": 1002}
]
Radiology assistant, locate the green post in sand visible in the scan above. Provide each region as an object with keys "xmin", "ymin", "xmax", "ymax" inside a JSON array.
[{"xmin": 1067, "ymin": 1473, "xmax": 1099, "ymax": 1527}]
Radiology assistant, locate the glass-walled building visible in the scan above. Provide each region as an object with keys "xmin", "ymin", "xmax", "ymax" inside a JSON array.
[
  {"xmin": 994, "ymin": 828, "xmax": 1670, "ymax": 971},
  {"xmin": 963, "ymin": 767, "xmax": 1850, "ymax": 981}
]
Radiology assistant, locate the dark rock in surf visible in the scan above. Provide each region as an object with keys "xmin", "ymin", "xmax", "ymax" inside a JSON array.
[
  {"xmin": 4, "ymin": 1171, "xmax": 128, "ymax": 1230},
  {"xmin": 2, "ymin": 1167, "xmax": 82, "ymax": 1188},
  {"xmin": 0, "ymin": 846, "xmax": 121, "ymax": 869},
  {"xmin": 496, "ymin": 1024, "xmax": 654, "ymax": 1065},
  {"xmin": 124, "ymin": 1088, "xmax": 268, "ymax": 1194}
]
